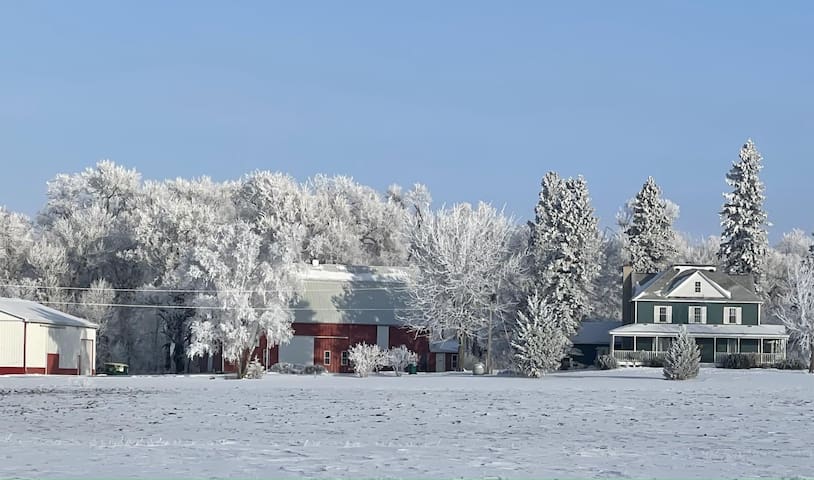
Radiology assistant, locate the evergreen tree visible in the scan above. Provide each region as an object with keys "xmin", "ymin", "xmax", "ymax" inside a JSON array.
[
  {"xmin": 511, "ymin": 291, "xmax": 571, "ymax": 377},
  {"xmin": 719, "ymin": 139, "xmax": 769, "ymax": 286},
  {"xmin": 530, "ymin": 173, "xmax": 602, "ymax": 338},
  {"xmin": 663, "ymin": 326, "xmax": 701, "ymax": 380},
  {"xmin": 624, "ymin": 177, "xmax": 676, "ymax": 273}
]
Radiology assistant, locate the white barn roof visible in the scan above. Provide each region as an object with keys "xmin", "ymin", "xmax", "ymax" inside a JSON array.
[{"xmin": 0, "ymin": 297, "xmax": 98, "ymax": 329}]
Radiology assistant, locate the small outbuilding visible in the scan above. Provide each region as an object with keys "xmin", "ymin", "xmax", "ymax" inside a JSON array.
[{"xmin": 0, "ymin": 297, "xmax": 98, "ymax": 375}]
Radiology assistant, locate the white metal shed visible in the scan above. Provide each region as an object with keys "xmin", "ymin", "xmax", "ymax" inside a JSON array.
[{"xmin": 0, "ymin": 297, "xmax": 98, "ymax": 375}]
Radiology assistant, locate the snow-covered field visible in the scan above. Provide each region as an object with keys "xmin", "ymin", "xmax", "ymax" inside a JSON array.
[{"xmin": 1, "ymin": 369, "xmax": 812, "ymax": 479}]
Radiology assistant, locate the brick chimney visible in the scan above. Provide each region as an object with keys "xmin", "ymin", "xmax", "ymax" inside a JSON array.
[{"xmin": 622, "ymin": 265, "xmax": 634, "ymax": 323}]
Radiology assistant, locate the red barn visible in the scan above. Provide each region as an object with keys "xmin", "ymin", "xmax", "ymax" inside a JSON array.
[{"xmin": 204, "ymin": 264, "xmax": 459, "ymax": 374}]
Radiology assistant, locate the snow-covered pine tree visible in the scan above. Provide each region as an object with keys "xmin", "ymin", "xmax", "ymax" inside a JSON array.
[
  {"xmin": 530, "ymin": 173, "xmax": 602, "ymax": 338},
  {"xmin": 663, "ymin": 326, "xmax": 701, "ymax": 380},
  {"xmin": 511, "ymin": 291, "xmax": 571, "ymax": 377},
  {"xmin": 624, "ymin": 177, "xmax": 676, "ymax": 273},
  {"xmin": 719, "ymin": 139, "xmax": 769, "ymax": 288}
]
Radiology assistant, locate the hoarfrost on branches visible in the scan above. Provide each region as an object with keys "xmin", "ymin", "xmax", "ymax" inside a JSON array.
[
  {"xmin": 400, "ymin": 202, "xmax": 523, "ymax": 369},
  {"xmin": 387, "ymin": 345, "xmax": 418, "ymax": 376},
  {"xmin": 348, "ymin": 342, "xmax": 385, "ymax": 377},
  {"xmin": 719, "ymin": 139, "xmax": 769, "ymax": 288},
  {"xmin": 663, "ymin": 326, "xmax": 701, "ymax": 380},
  {"xmin": 623, "ymin": 177, "xmax": 677, "ymax": 273},
  {"xmin": 773, "ymin": 252, "xmax": 814, "ymax": 373},
  {"xmin": 511, "ymin": 291, "xmax": 571, "ymax": 377},
  {"xmin": 186, "ymin": 222, "xmax": 300, "ymax": 378}
]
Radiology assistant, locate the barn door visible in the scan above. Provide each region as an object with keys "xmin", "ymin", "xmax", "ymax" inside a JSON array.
[{"xmin": 79, "ymin": 339, "xmax": 93, "ymax": 375}]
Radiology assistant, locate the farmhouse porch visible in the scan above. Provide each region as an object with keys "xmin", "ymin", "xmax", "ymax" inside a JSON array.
[{"xmin": 609, "ymin": 323, "xmax": 789, "ymax": 366}]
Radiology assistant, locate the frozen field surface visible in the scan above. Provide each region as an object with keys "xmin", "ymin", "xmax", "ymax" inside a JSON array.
[{"xmin": 1, "ymin": 369, "xmax": 813, "ymax": 479}]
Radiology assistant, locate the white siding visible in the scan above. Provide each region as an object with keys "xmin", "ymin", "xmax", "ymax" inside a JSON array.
[
  {"xmin": 668, "ymin": 272, "xmax": 727, "ymax": 298},
  {"xmin": 46, "ymin": 326, "xmax": 82, "ymax": 369},
  {"xmin": 25, "ymin": 323, "xmax": 47, "ymax": 369},
  {"xmin": 376, "ymin": 325, "xmax": 389, "ymax": 350},
  {"xmin": 279, "ymin": 336, "xmax": 315, "ymax": 365},
  {"xmin": 0, "ymin": 320, "xmax": 24, "ymax": 367}
]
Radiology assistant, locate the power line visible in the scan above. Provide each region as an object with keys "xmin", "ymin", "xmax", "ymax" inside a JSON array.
[
  {"xmin": 37, "ymin": 300, "xmax": 422, "ymax": 312},
  {"xmin": 0, "ymin": 283, "xmax": 411, "ymax": 295}
]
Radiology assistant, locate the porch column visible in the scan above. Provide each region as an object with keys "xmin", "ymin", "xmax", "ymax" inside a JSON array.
[
  {"xmin": 737, "ymin": 338, "xmax": 741, "ymax": 353},
  {"xmin": 633, "ymin": 336, "xmax": 637, "ymax": 351},
  {"xmin": 610, "ymin": 335, "xmax": 615, "ymax": 355}
]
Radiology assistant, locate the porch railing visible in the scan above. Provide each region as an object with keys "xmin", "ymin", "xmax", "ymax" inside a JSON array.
[
  {"xmin": 713, "ymin": 352, "xmax": 786, "ymax": 366},
  {"xmin": 612, "ymin": 350, "xmax": 668, "ymax": 364}
]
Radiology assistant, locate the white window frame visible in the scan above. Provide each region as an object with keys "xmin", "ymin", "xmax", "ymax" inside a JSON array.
[
  {"xmin": 654, "ymin": 305, "xmax": 672, "ymax": 324},
  {"xmin": 449, "ymin": 354, "xmax": 458, "ymax": 370},
  {"xmin": 724, "ymin": 307, "xmax": 742, "ymax": 325},
  {"xmin": 688, "ymin": 306, "xmax": 707, "ymax": 324},
  {"xmin": 340, "ymin": 351, "xmax": 349, "ymax": 366},
  {"xmin": 323, "ymin": 350, "xmax": 331, "ymax": 365}
]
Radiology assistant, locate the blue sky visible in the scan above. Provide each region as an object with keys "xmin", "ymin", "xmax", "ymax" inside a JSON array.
[{"xmin": 1, "ymin": 1, "xmax": 812, "ymax": 241}]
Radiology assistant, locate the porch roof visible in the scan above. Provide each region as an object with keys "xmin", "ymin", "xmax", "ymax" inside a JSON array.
[{"xmin": 609, "ymin": 323, "xmax": 788, "ymax": 339}]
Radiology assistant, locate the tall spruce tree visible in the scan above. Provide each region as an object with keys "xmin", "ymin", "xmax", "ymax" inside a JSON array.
[
  {"xmin": 718, "ymin": 139, "xmax": 769, "ymax": 286},
  {"xmin": 512, "ymin": 291, "xmax": 571, "ymax": 377},
  {"xmin": 624, "ymin": 177, "xmax": 676, "ymax": 273},
  {"xmin": 529, "ymin": 172, "xmax": 601, "ymax": 338}
]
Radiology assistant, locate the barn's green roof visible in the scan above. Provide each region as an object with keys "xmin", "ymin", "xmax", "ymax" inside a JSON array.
[{"xmin": 292, "ymin": 264, "xmax": 410, "ymax": 326}]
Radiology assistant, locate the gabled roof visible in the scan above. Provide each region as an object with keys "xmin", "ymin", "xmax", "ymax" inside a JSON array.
[
  {"xmin": 631, "ymin": 265, "xmax": 761, "ymax": 303},
  {"xmin": 0, "ymin": 297, "xmax": 98, "ymax": 328},
  {"xmin": 609, "ymin": 323, "xmax": 787, "ymax": 339}
]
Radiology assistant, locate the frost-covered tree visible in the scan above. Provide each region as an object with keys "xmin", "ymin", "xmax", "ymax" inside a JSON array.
[
  {"xmin": 663, "ymin": 326, "xmax": 701, "ymax": 380},
  {"xmin": 348, "ymin": 342, "xmax": 384, "ymax": 377},
  {"xmin": 674, "ymin": 233, "xmax": 720, "ymax": 266},
  {"xmin": 401, "ymin": 202, "xmax": 523, "ymax": 368},
  {"xmin": 530, "ymin": 173, "xmax": 602, "ymax": 338},
  {"xmin": 511, "ymin": 291, "xmax": 571, "ymax": 377},
  {"xmin": 186, "ymin": 222, "xmax": 300, "ymax": 378},
  {"xmin": 592, "ymin": 232, "xmax": 625, "ymax": 320},
  {"xmin": 623, "ymin": 177, "xmax": 677, "ymax": 273},
  {"xmin": 77, "ymin": 279, "xmax": 115, "ymax": 366},
  {"xmin": 0, "ymin": 208, "xmax": 34, "ymax": 295},
  {"xmin": 386, "ymin": 345, "xmax": 418, "ymax": 376},
  {"xmin": 719, "ymin": 139, "xmax": 769, "ymax": 287},
  {"xmin": 130, "ymin": 178, "xmax": 232, "ymax": 372},
  {"xmin": 774, "ymin": 253, "xmax": 814, "ymax": 373}
]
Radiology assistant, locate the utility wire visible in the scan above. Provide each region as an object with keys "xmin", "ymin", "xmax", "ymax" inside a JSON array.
[
  {"xmin": 0, "ymin": 283, "xmax": 411, "ymax": 294},
  {"xmin": 37, "ymin": 300, "xmax": 423, "ymax": 311}
]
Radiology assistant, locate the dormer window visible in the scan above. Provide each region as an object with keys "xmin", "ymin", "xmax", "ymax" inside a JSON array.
[{"xmin": 694, "ymin": 282, "xmax": 702, "ymax": 293}]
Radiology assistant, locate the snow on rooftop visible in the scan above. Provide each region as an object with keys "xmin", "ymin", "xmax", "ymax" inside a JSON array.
[
  {"xmin": 300, "ymin": 264, "xmax": 410, "ymax": 283},
  {"xmin": 0, "ymin": 297, "xmax": 98, "ymax": 328}
]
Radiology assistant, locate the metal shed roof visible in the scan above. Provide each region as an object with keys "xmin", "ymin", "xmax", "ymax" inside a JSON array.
[{"xmin": 0, "ymin": 297, "xmax": 98, "ymax": 329}]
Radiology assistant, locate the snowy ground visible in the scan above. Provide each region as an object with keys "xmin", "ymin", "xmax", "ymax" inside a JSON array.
[{"xmin": 1, "ymin": 369, "xmax": 813, "ymax": 479}]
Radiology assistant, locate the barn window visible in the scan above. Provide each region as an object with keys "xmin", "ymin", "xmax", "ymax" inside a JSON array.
[
  {"xmin": 323, "ymin": 351, "xmax": 331, "ymax": 365},
  {"xmin": 341, "ymin": 351, "xmax": 349, "ymax": 366},
  {"xmin": 450, "ymin": 354, "xmax": 458, "ymax": 370},
  {"xmin": 694, "ymin": 281, "xmax": 702, "ymax": 293}
]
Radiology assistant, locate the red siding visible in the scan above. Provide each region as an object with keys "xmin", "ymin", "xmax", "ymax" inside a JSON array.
[{"xmin": 46, "ymin": 354, "xmax": 80, "ymax": 375}]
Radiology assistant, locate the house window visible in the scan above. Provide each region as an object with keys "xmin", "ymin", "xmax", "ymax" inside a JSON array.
[
  {"xmin": 656, "ymin": 337, "xmax": 672, "ymax": 352},
  {"xmin": 655, "ymin": 306, "xmax": 672, "ymax": 323},
  {"xmin": 341, "ymin": 351, "xmax": 349, "ymax": 366},
  {"xmin": 689, "ymin": 306, "xmax": 706, "ymax": 324},
  {"xmin": 323, "ymin": 351, "xmax": 331, "ymax": 365},
  {"xmin": 694, "ymin": 282, "xmax": 702, "ymax": 293},
  {"xmin": 724, "ymin": 307, "xmax": 742, "ymax": 325},
  {"xmin": 449, "ymin": 354, "xmax": 458, "ymax": 370}
]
